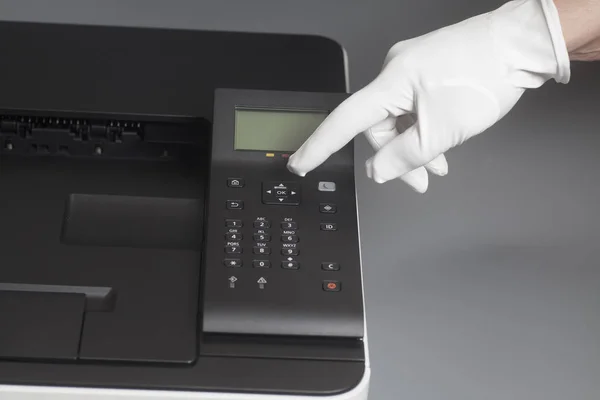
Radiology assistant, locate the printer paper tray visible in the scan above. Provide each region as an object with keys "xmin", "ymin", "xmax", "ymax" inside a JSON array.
[{"xmin": 0, "ymin": 145, "xmax": 206, "ymax": 364}]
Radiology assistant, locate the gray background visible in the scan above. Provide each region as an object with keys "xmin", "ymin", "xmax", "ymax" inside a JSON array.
[{"xmin": 0, "ymin": 0, "xmax": 598, "ymax": 399}]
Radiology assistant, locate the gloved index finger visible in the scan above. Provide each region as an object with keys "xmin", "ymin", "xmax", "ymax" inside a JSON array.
[{"xmin": 287, "ymin": 82, "xmax": 397, "ymax": 176}]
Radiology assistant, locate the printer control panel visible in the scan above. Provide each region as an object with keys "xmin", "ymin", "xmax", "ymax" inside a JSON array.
[{"xmin": 202, "ymin": 89, "xmax": 364, "ymax": 338}]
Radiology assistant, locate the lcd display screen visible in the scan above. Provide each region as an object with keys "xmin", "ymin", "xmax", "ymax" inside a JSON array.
[{"xmin": 234, "ymin": 108, "xmax": 328, "ymax": 152}]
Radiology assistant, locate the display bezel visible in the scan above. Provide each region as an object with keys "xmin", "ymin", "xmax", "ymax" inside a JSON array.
[{"xmin": 211, "ymin": 88, "xmax": 352, "ymax": 166}]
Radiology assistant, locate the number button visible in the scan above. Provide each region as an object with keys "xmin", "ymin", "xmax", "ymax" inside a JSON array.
[
  {"xmin": 225, "ymin": 246, "xmax": 242, "ymax": 254},
  {"xmin": 320, "ymin": 222, "xmax": 337, "ymax": 231},
  {"xmin": 281, "ymin": 248, "xmax": 299, "ymax": 256},
  {"xmin": 253, "ymin": 220, "xmax": 271, "ymax": 228},
  {"xmin": 225, "ymin": 232, "xmax": 243, "ymax": 241},
  {"xmin": 280, "ymin": 221, "xmax": 298, "ymax": 229},
  {"xmin": 281, "ymin": 235, "xmax": 299, "ymax": 243},
  {"xmin": 253, "ymin": 246, "xmax": 271, "ymax": 255},
  {"xmin": 253, "ymin": 260, "xmax": 271, "ymax": 268},
  {"xmin": 253, "ymin": 233, "xmax": 271, "ymax": 242},
  {"xmin": 225, "ymin": 219, "xmax": 243, "ymax": 228}
]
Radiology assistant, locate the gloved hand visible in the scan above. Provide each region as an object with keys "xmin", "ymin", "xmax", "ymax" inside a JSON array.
[{"xmin": 287, "ymin": 0, "xmax": 571, "ymax": 193}]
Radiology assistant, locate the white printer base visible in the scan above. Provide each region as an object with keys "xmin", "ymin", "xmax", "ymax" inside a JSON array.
[{"xmin": 0, "ymin": 368, "xmax": 370, "ymax": 400}]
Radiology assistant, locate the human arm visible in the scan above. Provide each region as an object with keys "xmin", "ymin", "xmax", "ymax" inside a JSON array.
[
  {"xmin": 555, "ymin": 0, "xmax": 600, "ymax": 61},
  {"xmin": 286, "ymin": 0, "xmax": 594, "ymax": 193}
]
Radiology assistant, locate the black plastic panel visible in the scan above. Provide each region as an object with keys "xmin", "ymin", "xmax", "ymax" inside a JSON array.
[
  {"xmin": 202, "ymin": 89, "xmax": 364, "ymax": 339},
  {"xmin": 200, "ymin": 334, "xmax": 365, "ymax": 361},
  {"xmin": 0, "ymin": 283, "xmax": 116, "ymax": 312},
  {"xmin": 0, "ymin": 154, "xmax": 205, "ymax": 364},
  {"xmin": 62, "ymin": 194, "xmax": 203, "ymax": 250},
  {"xmin": 0, "ymin": 291, "xmax": 85, "ymax": 360},
  {"xmin": 0, "ymin": 22, "xmax": 345, "ymax": 118}
]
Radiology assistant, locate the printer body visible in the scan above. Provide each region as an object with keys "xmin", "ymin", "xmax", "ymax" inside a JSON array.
[{"xmin": 0, "ymin": 22, "xmax": 370, "ymax": 400}]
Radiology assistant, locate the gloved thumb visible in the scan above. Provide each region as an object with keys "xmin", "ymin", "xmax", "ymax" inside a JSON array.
[{"xmin": 366, "ymin": 122, "xmax": 447, "ymax": 186}]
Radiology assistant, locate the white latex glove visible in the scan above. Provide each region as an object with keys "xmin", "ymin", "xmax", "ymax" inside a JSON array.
[{"xmin": 287, "ymin": 0, "xmax": 570, "ymax": 192}]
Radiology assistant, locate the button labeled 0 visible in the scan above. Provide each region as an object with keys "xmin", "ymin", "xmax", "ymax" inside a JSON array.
[{"xmin": 253, "ymin": 260, "xmax": 271, "ymax": 268}]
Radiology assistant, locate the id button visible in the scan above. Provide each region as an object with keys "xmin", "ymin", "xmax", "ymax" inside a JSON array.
[{"xmin": 320, "ymin": 222, "xmax": 337, "ymax": 231}]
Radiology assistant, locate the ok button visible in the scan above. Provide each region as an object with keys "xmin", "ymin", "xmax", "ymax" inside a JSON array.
[{"xmin": 275, "ymin": 189, "xmax": 288, "ymax": 196}]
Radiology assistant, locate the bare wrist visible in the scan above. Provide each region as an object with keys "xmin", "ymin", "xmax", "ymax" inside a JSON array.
[{"xmin": 554, "ymin": 0, "xmax": 600, "ymax": 61}]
